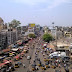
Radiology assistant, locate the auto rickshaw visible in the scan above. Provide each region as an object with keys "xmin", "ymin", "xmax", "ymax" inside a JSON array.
[
  {"xmin": 44, "ymin": 58, "xmax": 47, "ymax": 62},
  {"xmin": 37, "ymin": 50, "xmax": 39, "ymax": 52},
  {"xmin": 38, "ymin": 64, "xmax": 41, "ymax": 67},
  {"xmin": 46, "ymin": 59, "xmax": 52, "ymax": 61},
  {"xmin": 32, "ymin": 64, "xmax": 36, "ymax": 71},
  {"xmin": 45, "ymin": 65, "xmax": 49, "ymax": 68},
  {"xmin": 45, "ymin": 62, "xmax": 49, "ymax": 68},
  {"xmin": 38, "ymin": 61, "xmax": 42, "ymax": 67},
  {"xmin": 32, "ymin": 67, "xmax": 36, "ymax": 71},
  {"xmin": 15, "ymin": 63, "xmax": 19, "ymax": 68},
  {"xmin": 41, "ymin": 64, "xmax": 46, "ymax": 70},
  {"xmin": 24, "ymin": 50, "xmax": 28, "ymax": 53},
  {"xmin": 42, "ymin": 47, "xmax": 44, "ymax": 49},
  {"xmin": 51, "ymin": 65, "xmax": 56, "ymax": 69}
]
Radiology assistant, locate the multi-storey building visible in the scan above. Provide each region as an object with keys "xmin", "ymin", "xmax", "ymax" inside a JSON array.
[
  {"xmin": 21, "ymin": 26, "xmax": 28, "ymax": 35},
  {"xmin": 0, "ymin": 31, "xmax": 7, "ymax": 50},
  {"xmin": 0, "ymin": 17, "xmax": 4, "ymax": 31},
  {"xmin": 7, "ymin": 29, "xmax": 17, "ymax": 45}
]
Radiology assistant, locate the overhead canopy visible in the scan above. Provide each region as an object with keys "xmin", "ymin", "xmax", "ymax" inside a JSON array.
[
  {"xmin": 0, "ymin": 56, "xmax": 4, "ymax": 59},
  {"xmin": 24, "ymin": 46, "xmax": 27, "ymax": 48},
  {"xmin": 0, "ymin": 60, "xmax": 12, "ymax": 67},
  {"xmin": 2, "ymin": 48, "xmax": 10, "ymax": 53},
  {"xmin": 43, "ymin": 44, "xmax": 47, "ymax": 47},
  {"xmin": 0, "ymin": 63, "xmax": 6, "ymax": 67},
  {"xmin": 11, "ymin": 48, "xmax": 18, "ymax": 51}
]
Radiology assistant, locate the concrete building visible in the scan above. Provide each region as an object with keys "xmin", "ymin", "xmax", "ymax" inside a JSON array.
[
  {"xmin": 64, "ymin": 31, "xmax": 72, "ymax": 38},
  {"xmin": 51, "ymin": 27, "xmax": 63, "ymax": 39},
  {"xmin": 25, "ymin": 27, "xmax": 35, "ymax": 36},
  {"xmin": 34, "ymin": 25, "xmax": 40, "ymax": 35},
  {"xmin": 7, "ymin": 29, "xmax": 17, "ymax": 45},
  {"xmin": 16, "ymin": 27, "xmax": 22, "ymax": 40},
  {"xmin": 0, "ymin": 17, "xmax": 4, "ymax": 31},
  {"xmin": 43, "ymin": 26, "xmax": 49, "ymax": 34},
  {"xmin": 69, "ymin": 44, "xmax": 72, "ymax": 55},
  {"xmin": 21, "ymin": 26, "xmax": 28, "ymax": 35},
  {"xmin": 0, "ymin": 30, "xmax": 7, "ymax": 50},
  {"xmin": 51, "ymin": 28, "xmax": 56, "ymax": 39}
]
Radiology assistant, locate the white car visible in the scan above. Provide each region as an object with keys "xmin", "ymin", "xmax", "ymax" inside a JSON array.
[{"xmin": 27, "ymin": 56, "xmax": 31, "ymax": 60}]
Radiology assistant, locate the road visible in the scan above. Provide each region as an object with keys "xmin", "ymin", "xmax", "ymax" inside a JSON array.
[
  {"xmin": 13, "ymin": 33, "xmax": 72, "ymax": 72},
  {"xmin": 13, "ymin": 38, "xmax": 38, "ymax": 72}
]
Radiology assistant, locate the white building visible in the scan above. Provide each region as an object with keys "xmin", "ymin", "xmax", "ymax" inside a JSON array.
[
  {"xmin": 51, "ymin": 27, "xmax": 63, "ymax": 39},
  {"xmin": 25, "ymin": 27, "xmax": 35, "ymax": 36}
]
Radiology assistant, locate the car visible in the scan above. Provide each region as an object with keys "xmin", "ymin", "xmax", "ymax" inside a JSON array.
[{"xmin": 27, "ymin": 56, "xmax": 31, "ymax": 60}]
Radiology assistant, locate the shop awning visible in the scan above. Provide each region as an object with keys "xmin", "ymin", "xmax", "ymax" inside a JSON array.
[
  {"xmin": 0, "ymin": 60, "xmax": 12, "ymax": 67},
  {"xmin": 0, "ymin": 63, "xmax": 6, "ymax": 67},
  {"xmin": 5, "ymin": 60, "xmax": 12, "ymax": 64},
  {"xmin": 24, "ymin": 46, "xmax": 27, "ymax": 48},
  {"xmin": 11, "ymin": 48, "xmax": 18, "ymax": 51},
  {"xmin": 43, "ymin": 44, "xmax": 47, "ymax": 46},
  {"xmin": 2, "ymin": 48, "xmax": 10, "ymax": 52}
]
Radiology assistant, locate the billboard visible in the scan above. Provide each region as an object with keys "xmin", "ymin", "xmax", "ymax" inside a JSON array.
[{"xmin": 29, "ymin": 24, "xmax": 35, "ymax": 27}]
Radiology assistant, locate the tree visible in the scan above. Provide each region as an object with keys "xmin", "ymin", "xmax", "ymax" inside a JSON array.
[
  {"xmin": 42, "ymin": 33, "xmax": 53, "ymax": 43},
  {"xmin": 9, "ymin": 19, "xmax": 21, "ymax": 28},
  {"xmin": 28, "ymin": 34, "xmax": 36, "ymax": 38}
]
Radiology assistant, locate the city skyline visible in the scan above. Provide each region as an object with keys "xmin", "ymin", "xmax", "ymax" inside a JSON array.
[{"xmin": 0, "ymin": 0, "xmax": 72, "ymax": 26}]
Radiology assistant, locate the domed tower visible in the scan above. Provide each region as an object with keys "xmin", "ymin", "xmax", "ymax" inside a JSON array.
[{"xmin": 0, "ymin": 17, "xmax": 4, "ymax": 31}]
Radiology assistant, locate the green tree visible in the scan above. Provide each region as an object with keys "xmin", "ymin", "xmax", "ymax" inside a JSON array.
[
  {"xmin": 28, "ymin": 34, "xmax": 36, "ymax": 38},
  {"xmin": 9, "ymin": 19, "xmax": 21, "ymax": 28},
  {"xmin": 43, "ymin": 33, "xmax": 53, "ymax": 43}
]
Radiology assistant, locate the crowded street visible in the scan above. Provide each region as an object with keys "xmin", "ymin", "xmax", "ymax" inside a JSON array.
[{"xmin": 0, "ymin": 31, "xmax": 72, "ymax": 72}]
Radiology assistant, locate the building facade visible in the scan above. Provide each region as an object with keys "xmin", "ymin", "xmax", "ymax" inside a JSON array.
[
  {"xmin": 7, "ymin": 29, "xmax": 17, "ymax": 45},
  {"xmin": 0, "ymin": 31, "xmax": 7, "ymax": 50},
  {"xmin": 0, "ymin": 17, "xmax": 4, "ymax": 31}
]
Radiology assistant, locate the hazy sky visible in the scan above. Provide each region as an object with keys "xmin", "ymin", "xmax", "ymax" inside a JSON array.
[{"xmin": 0, "ymin": 0, "xmax": 72, "ymax": 26}]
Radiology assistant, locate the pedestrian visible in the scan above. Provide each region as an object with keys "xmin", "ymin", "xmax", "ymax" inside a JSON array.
[
  {"xmin": 29, "ymin": 60, "xmax": 30, "ymax": 64},
  {"xmin": 64, "ymin": 64, "xmax": 66, "ymax": 68},
  {"xmin": 23, "ymin": 63, "xmax": 26, "ymax": 68},
  {"xmin": 58, "ymin": 64, "xmax": 61, "ymax": 68},
  {"xmin": 35, "ymin": 66, "xmax": 39, "ymax": 70},
  {"xmin": 25, "ymin": 54, "xmax": 27, "ymax": 58}
]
